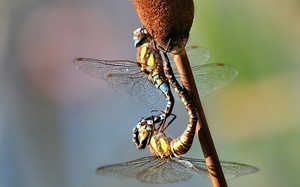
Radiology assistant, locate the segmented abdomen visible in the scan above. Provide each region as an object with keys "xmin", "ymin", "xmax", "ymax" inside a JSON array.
[{"xmin": 163, "ymin": 52, "xmax": 198, "ymax": 156}]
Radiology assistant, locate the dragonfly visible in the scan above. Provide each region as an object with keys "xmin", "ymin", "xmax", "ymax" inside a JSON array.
[
  {"xmin": 97, "ymin": 118, "xmax": 258, "ymax": 184},
  {"xmin": 73, "ymin": 28, "xmax": 238, "ymax": 131},
  {"xmin": 133, "ymin": 49, "xmax": 198, "ymax": 155}
]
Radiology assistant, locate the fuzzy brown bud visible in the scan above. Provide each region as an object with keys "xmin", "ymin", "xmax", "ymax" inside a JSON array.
[{"xmin": 132, "ymin": 0, "xmax": 194, "ymax": 54}]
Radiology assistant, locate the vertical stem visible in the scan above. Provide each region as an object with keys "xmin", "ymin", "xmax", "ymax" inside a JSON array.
[{"xmin": 173, "ymin": 49, "xmax": 227, "ymax": 187}]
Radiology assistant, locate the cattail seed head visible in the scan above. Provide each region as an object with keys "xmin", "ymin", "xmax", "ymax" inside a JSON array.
[{"xmin": 132, "ymin": 0, "xmax": 194, "ymax": 54}]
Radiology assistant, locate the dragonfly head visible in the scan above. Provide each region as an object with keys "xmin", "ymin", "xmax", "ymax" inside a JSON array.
[
  {"xmin": 133, "ymin": 27, "xmax": 149, "ymax": 48},
  {"xmin": 132, "ymin": 119, "xmax": 153, "ymax": 149}
]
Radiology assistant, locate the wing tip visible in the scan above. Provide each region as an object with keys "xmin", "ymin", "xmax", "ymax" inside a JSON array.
[
  {"xmin": 95, "ymin": 166, "xmax": 105, "ymax": 173},
  {"xmin": 247, "ymin": 165, "xmax": 260, "ymax": 174},
  {"xmin": 74, "ymin": 57, "xmax": 84, "ymax": 61},
  {"xmin": 73, "ymin": 57, "xmax": 84, "ymax": 68}
]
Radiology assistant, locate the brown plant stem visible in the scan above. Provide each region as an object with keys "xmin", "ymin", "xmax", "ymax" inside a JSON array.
[{"xmin": 173, "ymin": 49, "xmax": 228, "ymax": 187}]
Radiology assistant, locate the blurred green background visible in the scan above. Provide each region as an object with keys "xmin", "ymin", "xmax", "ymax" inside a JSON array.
[{"xmin": 0, "ymin": 0, "xmax": 299, "ymax": 187}]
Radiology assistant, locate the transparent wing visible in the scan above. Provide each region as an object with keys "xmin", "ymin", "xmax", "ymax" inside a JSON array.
[
  {"xmin": 182, "ymin": 157, "xmax": 259, "ymax": 180},
  {"xmin": 186, "ymin": 46, "xmax": 211, "ymax": 66},
  {"xmin": 191, "ymin": 63, "xmax": 238, "ymax": 97},
  {"xmin": 97, "ymin": 156, "xmax": 258, "ymax": 183},
  {"xmin": 168, "ymin": 46, "xmax": 211, "ymax": 67},
  {"xmin": 97, "ymin": 157, "xmax": 195, "ymax": 184},
  {"xmin": 96, "ymin": 156, "xmax": 160, "ymax": 179},
  {"xmin": 171, "ymin": 63, "xmax": 238, "ymax": 98},
  {"xmin": 73, "ymin": 58, "xmax": 161, "ymax": 105},
  {"xmin": 167, "ymin": 46, "xmax": 237, "ymax": 97},
  {"xmin": 136, "ymin": 158, "xmax": 194, "ymax": 183}
]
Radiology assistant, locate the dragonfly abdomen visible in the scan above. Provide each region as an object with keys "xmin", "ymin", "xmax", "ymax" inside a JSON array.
[
  {"xmin": 163, "ymin": 52, "xmax": 198, "ymax": 157},
  {"xmin": 171, "ymin": 118, "xmax": 197, "ymax": 156}
]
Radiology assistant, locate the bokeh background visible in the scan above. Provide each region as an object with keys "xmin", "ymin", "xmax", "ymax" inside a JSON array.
[{"xmin": 1, "ymin": 0, "xmax": 299, "ymax": 187}]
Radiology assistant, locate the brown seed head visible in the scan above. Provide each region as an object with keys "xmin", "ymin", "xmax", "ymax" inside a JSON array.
[{"xmin": 132, "ymin": 0, "xmax": 194, "ymax": 54}]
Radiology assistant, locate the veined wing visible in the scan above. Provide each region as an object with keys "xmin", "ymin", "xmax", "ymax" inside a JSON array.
[
  {"xmin": 192, "ymin": 63, "xmax": 238, "ymax": 97},
  {"xmin": 167, "ymin": 46, "xmax": 238, "ymax": 97},
  {"xmin": 172, "ymin": 63, "xmax": 238, "ymax": 97},
  {"xmin": 97, "ymin": 156, "xmax": 195, "ymax": 183},
  {"xmin": 186, "ymin": 45, "xmax": 211, "ymax": 66},
  {"xmin": 136, "ymin": 158, "xmax": 194, "ymax": 183},
  {"xmin": 73, "ymin": 58, "xmax": 160, "ymax": 105},
  {"xmin": 96, "ymin": 156, "xmax": 258, "ymax": 183},
  {"xmin": 96, "ymin": 156, "xmax": 161, "ymax": 179},
  {"xmin": 182, "ymin": 157, "xmax": 259, "ymax": 180},
  {"xmin": 168, "ymin": 46, "xmax": 211, "ymax": 67}
]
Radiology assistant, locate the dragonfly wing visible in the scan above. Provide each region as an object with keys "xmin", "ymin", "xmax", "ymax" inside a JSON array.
[
  {"xmin": 131, "ymin": 76, "xmax": 161, "ymax": 105},
  {"xmin": 73, "ymin": 58, "xmax": 141, "ymax": 80},
  {"xmin": 73, "ymin": 58, "xmax": 161, "ymax": 105},
  {"xmin": 182, "ymin": 157, "xmax": 259, "ymax": 180},
  {"xmin": 107, "ymin": 73, "xmax": 161, "ymax": 105},
  {"xmin": 96, "ymin": 156, "xmax": 160, "ymax": 179},
  {"xmin": 167, "ymin": 46, "xmax": 211, "ymax": 69},
  {"xmin": 185, "ymin": 46, "xmax": 211, "ymax": 66},
  {"xmin": 192, "ymin": 63, "xmax": 238, "ymax": 97},
  {"xmin": 218, "ymin": 160, "xmax": 259, "ymax": 180},
  {"xmin": 167, "ymin": 46, "xmax": 237, "ymax": 97},
  {"xmin": 173, "ymin": 63, "xmax": 238, "ymax": 97},
  {"xmin": 180, "ymin": 157, "xmax": 211, "ymax": 180},
  {"xmin": 136, "ymin": 158, "xmax": 194, "ymax": 183}
]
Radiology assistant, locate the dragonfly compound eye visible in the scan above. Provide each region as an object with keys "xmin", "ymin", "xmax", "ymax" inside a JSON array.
[{"xmin": 133, "ymin": 27, "xmax": 148, "ymax": 47}]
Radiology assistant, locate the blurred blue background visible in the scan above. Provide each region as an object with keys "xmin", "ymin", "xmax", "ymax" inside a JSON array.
[{"xmin": 1, "ymin": 0, "xmax": 299, "ymax": 187}]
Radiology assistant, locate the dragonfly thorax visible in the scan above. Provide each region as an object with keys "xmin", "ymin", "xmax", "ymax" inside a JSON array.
[
  {"xmin": 148, "ymin": 131, "xmax": 174, "ymax": 158},
  {"xmin": 137, "ymin": 43, "xmax": 161, "ymax": 72}
]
